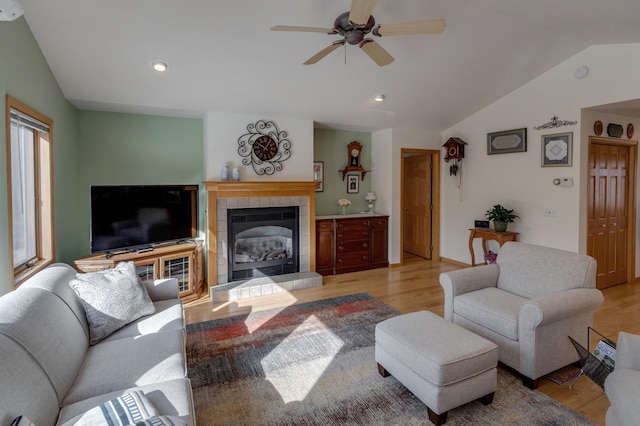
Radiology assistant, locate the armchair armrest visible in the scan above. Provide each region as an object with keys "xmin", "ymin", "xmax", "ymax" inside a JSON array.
[
  {"xmin": 519, "ymin": 288, "xmax": 604, "ymax": 330},
  {"xmin": 142, "ymin": 278, "xmax": 180, "ymax": 301},
  {"xmin": 439, "ymin": 264, "xmax": 499, "ymax": 320},
  {"xmin": 616, "ymin": 331, "xmax": 640, "ymax": 370}
]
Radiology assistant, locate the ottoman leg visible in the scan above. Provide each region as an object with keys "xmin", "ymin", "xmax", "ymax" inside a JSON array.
[
  {"xmin": 427, "ymin": 407, "xmax": 448, "ymax": 426},
  {"xmin": 478, "ymin": 392, "xmax": 495, "ymax": 405},
  {"xmin": 377, "ymin": 363, "xmax": 391, "ymax": 377}
]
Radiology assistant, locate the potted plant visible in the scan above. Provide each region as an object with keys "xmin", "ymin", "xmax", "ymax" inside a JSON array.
[{"xmin": 485, "ymin": 204, "xmax": 519, "ymax": 232}]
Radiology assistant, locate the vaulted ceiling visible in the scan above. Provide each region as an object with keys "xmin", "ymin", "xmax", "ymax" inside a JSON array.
[{"xmin": 20, "ymin": 0, "xmax": 640, "ymax": 131}]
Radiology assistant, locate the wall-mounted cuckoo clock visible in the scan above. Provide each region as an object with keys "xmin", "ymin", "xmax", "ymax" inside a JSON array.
[{"xmin": 442, "ymin": 137, "xmax": 467, "ymax": 176}]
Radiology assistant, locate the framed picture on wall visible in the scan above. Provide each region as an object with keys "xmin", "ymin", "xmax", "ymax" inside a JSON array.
[
  {"xmin": 541, "ymin": 132, "xmax": 573, "ymax": 167},
  {"xmin": 347, "ymin": 175, "xmax": 359, "ymax": 194},
  {"xmin": 487, "ymin": 128, "xmax": 527, "ymax": 154},
  {"xmin": 313, "ymin": 161, "xmax": 324, "ymax": 192}
]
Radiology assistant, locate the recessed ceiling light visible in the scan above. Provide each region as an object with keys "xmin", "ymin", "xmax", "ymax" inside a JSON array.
[
  {"xmin": 374, "ymin": 94, "xmax": 385, "ymax": 102},
  {"xmin": 152, "ymin": 60, "xmax": 168, "ymax": 72}
]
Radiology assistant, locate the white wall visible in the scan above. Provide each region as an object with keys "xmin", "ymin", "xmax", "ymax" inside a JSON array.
[
  {"xmin": 372, "ymin": 127, "xmax": 441, "ymax": 264},
  {"xmin": 205, "ymin": 111, "xmax": 314, "ymax": 181},
  {"xmin": 441, "ymin": 43, "xmax": 640, "ymax": 266}
]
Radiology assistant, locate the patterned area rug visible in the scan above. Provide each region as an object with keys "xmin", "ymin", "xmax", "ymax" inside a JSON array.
[{"xmin": 186, "ymin": 293, "xmax": 596, "ymax": 425}]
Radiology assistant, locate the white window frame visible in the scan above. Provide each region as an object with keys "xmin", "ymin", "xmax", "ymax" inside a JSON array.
[{"xmin": 6, "ymin": 96, "xmax": 55, "ymax": 288}]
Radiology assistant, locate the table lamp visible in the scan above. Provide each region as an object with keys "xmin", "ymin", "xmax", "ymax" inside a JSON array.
[{"xmin": 365, "ymin": 192, "xmax": 377, "ymax": 214}]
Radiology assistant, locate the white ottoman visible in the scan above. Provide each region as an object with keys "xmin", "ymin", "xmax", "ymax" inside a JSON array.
[{"xmin": 375, "ymin": 310, "xmax": 498, "ymax": 425}]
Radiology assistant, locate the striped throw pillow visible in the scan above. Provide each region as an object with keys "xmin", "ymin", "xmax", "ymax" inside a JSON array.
[{"xmin": 74, "ymin": 391, "xmax": 157, "ymax": 426}]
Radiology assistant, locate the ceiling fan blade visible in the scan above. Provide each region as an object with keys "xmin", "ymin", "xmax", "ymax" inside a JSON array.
[
  {"xmin": 271, "ymin": 25, "xmax": 335, "ymax": 34},
  {"xmin": 375, "ymin": 19, "xmax": 446, "ymax": 36},
  {"xmin": 360, "ymin": 39, "xmax": 394, "ymax": 67},
  {"xmin": 349, "ymin": 0, "xmax": 377, "ymax": 26},
  {"xmin": 303, "ymin": 42, "xmax": 344, "ymax": 65}
]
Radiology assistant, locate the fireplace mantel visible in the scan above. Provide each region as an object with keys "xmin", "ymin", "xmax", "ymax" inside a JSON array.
[{"xmin": 204, "ymin": 181, "xmax": 319, "ymax": 286}]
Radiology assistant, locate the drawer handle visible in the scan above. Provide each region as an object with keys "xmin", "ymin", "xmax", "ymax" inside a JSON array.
[
  {"xmin": 362, "ymin": 232, "xmax": 368, "ymax": 236},
  {"xmin": 363, "ymin": 256, "xmax": 369, "ymax": 260},
  {"xmin": 363, "ymin": 243, "xmax": 368, "ymax": 248},
  {"xmin": 338, "ymin": 246, "xmax": 344, "ymax": 251},
  {"xmin": 338, "ymin": 259, "xmax": 344, "ymax": 263},
  {"xmin": 338, "ymin": 233, "xmax": 343, "ymax": 238},
  {"xmin": 321, "ymin": 224, "xmax": 328, "ymax": 229}
]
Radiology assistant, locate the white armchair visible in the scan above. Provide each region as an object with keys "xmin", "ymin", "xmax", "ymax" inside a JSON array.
[
  {"xmin": 604, "ymin": 332, "xmax": 640, "ymax": 426},
  {"xmin": 439, "ymin": 242, "xmax": 604, "ymax": 388}
]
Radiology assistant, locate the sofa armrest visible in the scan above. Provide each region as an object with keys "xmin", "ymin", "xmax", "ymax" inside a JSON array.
[
  {"xmin": 519, "ymin": 288, "xmax": 604, "ymax": 330},
  {"xmin": 439, "ymin": 264, "xmax": 499, "ymax": 320},
  {"xmin": 143, "ymin": 278, "xmax": 180, "ymax": 301},
  {"xmin": 615, "ymin": 331, "xmax": 640, "ymax": 370}
]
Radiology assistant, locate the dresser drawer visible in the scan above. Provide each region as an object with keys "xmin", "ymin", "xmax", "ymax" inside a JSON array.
[
  {"xmin": 316, "ymin": 219, "xmax": 333, "ymax": 232},
  {"xmin": 336, "ymin": 252, "xmax": 370, "ymax": 268},
  {"xmin": 336, "ymin": 229, "xmax": 370, "ymax": 241},
  {"xmin": 336, "ymin": 219, "xmax": 370, "ymax": 231},
  {"xmin": 371, "ymin": 217, "xmax": 388, "ymax": 229},
  {"xmin": 336, "ymin": 240, "xmax": 370, "ymax": 253}
]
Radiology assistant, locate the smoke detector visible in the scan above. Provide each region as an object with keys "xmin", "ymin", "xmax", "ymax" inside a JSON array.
[{"xmin": 0, "ymin": 0, "xmax": 24, "ymax": 21}]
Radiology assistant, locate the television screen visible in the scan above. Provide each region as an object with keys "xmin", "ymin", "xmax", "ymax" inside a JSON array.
[{"xmin": 90, "ymin": 185, "xmax": 198, "ymax": 253}]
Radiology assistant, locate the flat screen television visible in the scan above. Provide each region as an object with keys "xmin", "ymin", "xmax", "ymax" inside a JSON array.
[{"xmin": 90, "ymin": 185, "xmax": 198, "ymax": 253}]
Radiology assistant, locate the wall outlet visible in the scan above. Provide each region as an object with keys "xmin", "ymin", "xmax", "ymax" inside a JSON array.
[{"xmin": 543, "ymin": 208, "xmax": 557, "ymax": 217}]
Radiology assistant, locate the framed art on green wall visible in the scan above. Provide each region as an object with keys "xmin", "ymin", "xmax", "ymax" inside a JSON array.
[
  {"xmin": 314, "ymin": 161, "xmax": 324, "ymax": 192},
  {"xmin": 347, "ymin": 175, "xmax": 359, "ymax": 194}
]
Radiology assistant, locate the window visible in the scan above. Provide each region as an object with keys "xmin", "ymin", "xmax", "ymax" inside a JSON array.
[{"xmin": 6, "ymin": 96, "xmax": 54, "ymax": 287}]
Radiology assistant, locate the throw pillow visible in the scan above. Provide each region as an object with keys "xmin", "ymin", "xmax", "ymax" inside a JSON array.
[
  {"xmin": 11, "ymin": 416, "xmax": 35, "ymax": 426},
  {"xmin": 70, "ymin": 261, "xmax": 156, "ymax": 344},
  {"xmin": 130, "ymin": 416, "xmax": 188, "ymax": 426},
  {"xmin": 73, "ymin": 390, "xmax": 157, "ymax": 426}
]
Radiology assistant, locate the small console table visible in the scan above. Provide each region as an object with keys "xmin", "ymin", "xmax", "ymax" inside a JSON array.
[{"xmin": 468, "ymin": 228, "xmax": 518, "ymax": 266}]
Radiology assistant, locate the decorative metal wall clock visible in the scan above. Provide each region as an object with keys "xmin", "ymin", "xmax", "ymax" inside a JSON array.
[{"xmin": 237, "ymin": 120, "xmax": 292, "ymax": 175}]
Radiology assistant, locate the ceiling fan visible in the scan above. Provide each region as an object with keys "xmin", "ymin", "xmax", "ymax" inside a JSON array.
[{"xmin": 271, "ymin": 0, "xmax": 446, "ymax": 67}]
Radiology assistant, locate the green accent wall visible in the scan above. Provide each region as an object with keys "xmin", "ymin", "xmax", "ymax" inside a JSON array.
[
  {"xmin": 76, "ymin": 111, "xmax": 205, "ymax": 254},
  {"xmin": 0, "ymin": 18, "xmax": 80, "ymax": 296},
  {"xmin": 0, "ymin": 18, "xmax": 205, "ymax": 296},
  {"xmin": 314, "ymin": 129, "xmax": 372, "ymax": 215}
]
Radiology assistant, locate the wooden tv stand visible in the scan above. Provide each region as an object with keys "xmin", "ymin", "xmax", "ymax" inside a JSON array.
[{"xmin": 74, "ymin": 240, "xmax": 205, "ymax": 302}]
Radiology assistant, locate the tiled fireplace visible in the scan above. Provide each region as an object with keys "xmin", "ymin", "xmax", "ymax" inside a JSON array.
[{"xmin": 204, "ymin": 181, "xmax": 321, "ymax": 301}]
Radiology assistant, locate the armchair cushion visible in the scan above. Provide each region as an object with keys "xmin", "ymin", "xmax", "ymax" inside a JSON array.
[{"xmin": 454, "ymin": 288, "xmax": 526, "ymax": 340}]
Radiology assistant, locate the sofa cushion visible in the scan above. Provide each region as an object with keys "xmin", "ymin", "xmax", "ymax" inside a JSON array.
[
  {"xmin": 57, "ymin": 379, "xmax": 194, "ymax": 426},
  {"xmin": 102, "ymin": 299, "xmax": 184, "ymax": 343},
  {"xmin": 604, "ymin": 368, "xmax": 640, "ymax": 426},
  {"xmin": 454, "ymin": 287, "xmax": 526, "ymax": 340},
  {"xmin": 0, "ymin": 335, "xmax": 60, "ymax": 426},
  {"xmin": 73, "ymin": 390, "xmax": 158, "ymax": 426},
  {"xmin": 21, "ymin": 263, "xmax": 91, "ymax": 340},
  {"xmin": 0, "ymin": 287, "xmax": 88, "ymax": 405},
  {"xmin": 69, "ymin": 261, "xmax": 156, "ymax": 344},
  {"xmin": 62, "ymin": 330, "xmax": 187, "ymax": 405}
]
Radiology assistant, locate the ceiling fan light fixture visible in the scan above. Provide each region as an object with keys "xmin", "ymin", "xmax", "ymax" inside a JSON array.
[
  {"xmin": 152, "ymin": 60, "xmax": 168, "ymax": 72},
  {"xmin": 374, "ymin": 94, "xmax": 385, "ymax": 102}
]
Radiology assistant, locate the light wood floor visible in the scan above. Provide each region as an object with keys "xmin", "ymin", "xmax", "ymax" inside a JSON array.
[{"xmin": 184, "ymin": 254, "xmax": 640, "ymax": 426}]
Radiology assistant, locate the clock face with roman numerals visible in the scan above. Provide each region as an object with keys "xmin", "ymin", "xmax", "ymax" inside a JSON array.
[{"xmin": 253, "ymin": 135, "xmax": 278, "ymax": 161}]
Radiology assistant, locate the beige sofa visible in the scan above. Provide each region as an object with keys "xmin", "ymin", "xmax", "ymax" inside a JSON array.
[
  {"xmin": 604, "ymin": 331, "xmax": 640, "ymax": 426},
  {"xmin": 440, "ymin": 242, "xmax": 604, "ymax": 388},
  {"xmin": 0, "ymin": 263, "xmax": 194, "ymax": 425}
]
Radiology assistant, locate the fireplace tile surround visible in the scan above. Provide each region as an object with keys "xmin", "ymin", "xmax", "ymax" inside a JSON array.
[{"xmin": 204, "ymin": 181, "xmax": 321, "ymax": 301}]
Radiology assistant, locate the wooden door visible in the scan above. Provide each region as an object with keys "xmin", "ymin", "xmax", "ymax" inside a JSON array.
[
  {"xmin": 403, "ymin": 154, "xmax": 432, "ymax": 258},
  {"xmin": 587, "ymin": 142, "xmax": 631, "ymax": 289}
]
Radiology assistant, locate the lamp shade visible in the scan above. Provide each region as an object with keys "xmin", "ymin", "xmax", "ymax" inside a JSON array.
[{"xmin": 365, "ymin": 192, "xmax": 377, "ymax": 201}]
